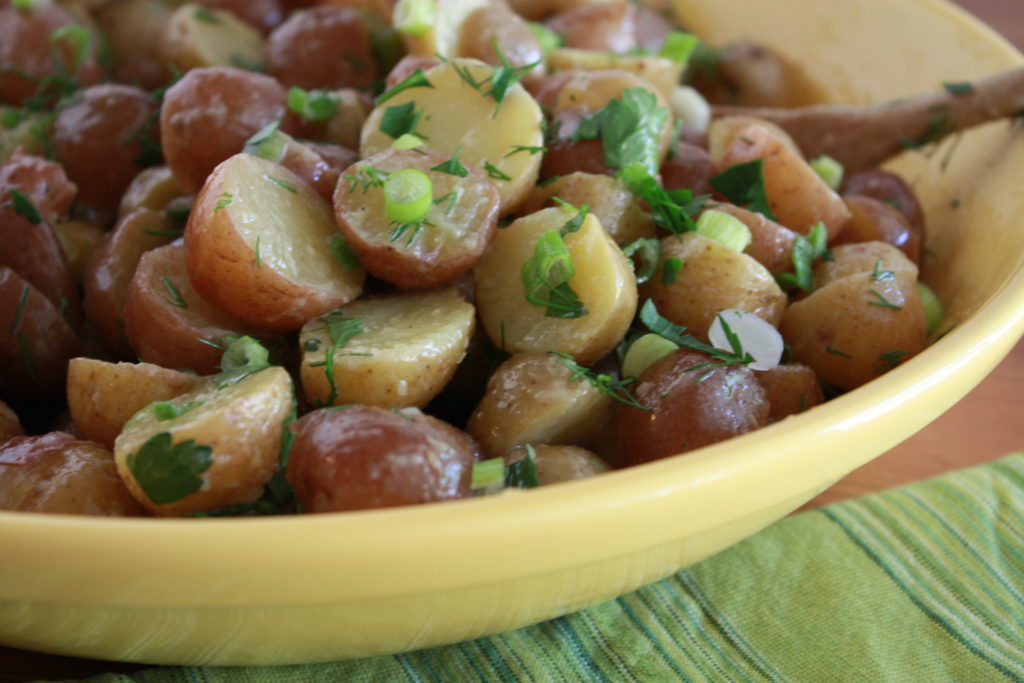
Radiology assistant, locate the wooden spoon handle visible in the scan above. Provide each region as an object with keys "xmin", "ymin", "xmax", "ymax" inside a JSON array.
[{"xmin": 712, "ymin": 67, "xmax": 1024, "ymax": 171}]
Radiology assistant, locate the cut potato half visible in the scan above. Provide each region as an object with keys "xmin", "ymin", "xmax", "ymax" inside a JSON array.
[
  {"xmin": 162, "ymin": 3, "xmax": 266, "ymax": 72},
  {"xmin": 395, "ymin": 0, "xmax": 489, "ymax": 59},
  {"xmin": 473, "ymin": 207, "xmax": 637, "ymax": 364},
  {"xmin": 360, "ymin": 59, "xmax": 544, "ymax": 213},
  {"xmin": 186, "ymin": 153, "xmax": 365, "ymax": 332},
  {"xmin": 299, "ymin": 287, "xmax": 475, "ymax": 409},
  {"xmin": 114, "ymin": 366, "xmax": 293, "ymax": 516},
  {"xmin": 547, "ymin": 48, "xmax": 683, "ymax": 101}
]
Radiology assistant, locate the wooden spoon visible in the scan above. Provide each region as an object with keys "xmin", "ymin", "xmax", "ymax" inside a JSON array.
[{"xmin": 712, "ymin": 67, "xmax": 1024, "ymax": 171}]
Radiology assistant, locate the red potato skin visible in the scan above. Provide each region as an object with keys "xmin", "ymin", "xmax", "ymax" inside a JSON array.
[
  {"xmin": 0, "ymin": 267, "xmax": 81, "ymax": 401},
  {"xmin": 838, "ymin": 195, "xmax": 922, "ymax": 266},
  {"xmin": 265, "ymin": 6, "xmax": 377, "ymax": 91},
  {"xmin": 82, "ymin": 209, "xmax": 180, "ymax": 358},
  {"xmin": 51, "ymin": 85, "xmax": 161, "ymax": 214},
  {"xmin": 546, "ymin": 3, "xmax": 638, "ymax": 54},
  {"xmin": 842, "ymin": 168, "xmax": 926, "ymax": 234},
  {"xmin": 617, "ymin": 349, "xmax": 770, "ymax": 465},
  {"xmin": 0, "ymin": 203, "xmax": 81, "ymax": 330},
  {"xmin": 661, "ymin": 142, "xmax": 715, "ymax": 197},
  {"xmin": 123, "ymin": 243, "xmax": 257, "ymax": 374},
  {"xmin": 542, "ymin": 139, "xmax": 611, "ymax": 178},
  {"xmin": 160, "ymin": 67, "xmax": 296, "ymax": 193},
  {"xmin": 0, "ymin": 149, "xmax": 77, "ymax": 223},
  {"xmin": 0, "ymin": 4, "xmax": 101, "ymax": 106},
  {"xmin": 287, "ymin": 406, "xmax": 479, "ymax": 512}
]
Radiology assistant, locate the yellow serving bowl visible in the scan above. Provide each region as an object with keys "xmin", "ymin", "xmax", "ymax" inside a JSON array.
[{"xmin": 3, "ymin": 0, "xmax": 1024, "ymax": 666}]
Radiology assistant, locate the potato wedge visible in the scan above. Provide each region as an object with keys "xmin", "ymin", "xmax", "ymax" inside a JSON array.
[
  {"xmin": 395, "ymin": 0, "xmax": 490, "ymax": 59},
  {"xmin": 547, "ymin": 49, "xmax": 682, "ymax": 101},
  {"xmin": 641, "ymin": 232, "xmax": 787, "ymax": 342},
  {"xmin": 838, "ymin": 195, "xmax": 922, "ymax": 265},
  {"xmin": 0, "ymin": 432, "xmax": 146, "ymax": 516},
  {"xmin": 265, "ymin": 6, "xmax": 376, "ymax": 90},
  {"xmin": 813, "ymin": 241, "xmax": 918, "ymax": 291},
  {"xmin": 473, "ymin": 207, "xmax": 637, "ymax": 364},
  {"xmin": 114, "ymin": 366, "xmax": 293, "ymax": 516},
  {"xmin": 93, "ymin": 0, "xmax": 174, "ymax": 90},
  {"xmin": 299, "ymin": 287, "xmax": 475, "ymax": 409},
  {"xmin": 468, "ymin": 352, "xmax": 613, "ymax": 459},
  {"xmin": 123, "ymin": 242, "xmax": 257, "ymax": 375},
  {"xmin": 334, "ymin": 147, "xmax": 500, "ymax": 289},
  {"xmin": 361, "ymin": 59, "xmax": 544, "ymax": 213},
  {"xmin": 119, "ymin": 166, "xmax": 187, "ymax": 218},
  {"xmin": 67, "ymin": 358, "xmax": 205, "ymax": 449},
  {"xmin": 186, "ymin": 153, "xmax": 365, "ymax": 332},
  {"xmin": 162, "ymin": 3, "xmax": 266, "ymax": 73}
]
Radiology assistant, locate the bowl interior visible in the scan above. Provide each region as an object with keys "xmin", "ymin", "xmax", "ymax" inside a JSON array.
[{"xmin": 3, "ymin": 0, "xmax": 1024, "ymax": 666}]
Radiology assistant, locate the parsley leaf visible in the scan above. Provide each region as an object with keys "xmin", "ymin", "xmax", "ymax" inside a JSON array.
[
  {"xmin": 379, "ymin": 101, "xmax": 425, "ymax": 139},
  {"xmin": 505, "ymin": 445, "xmax": 540, "ymax": 488},
  {"xmin": 549, "ymin": 351, "xmax": 650, "ymax": 411},
  {"xmin": 126, "ymin": 433, "xmax": 213, "ymax": 505},
  {"xmin": 375, "ymin": 68, "xmax": 434, "ymax": 105},
  {"xmin": 484, "ymin": 161, "xmax": 511, "ymax": 181},
  {"xmin": 329, "ymin": 233, "xmax": 360, "ymax": 270},
  {"xmin": 639, "ymin": 300, "xmax": 754, "ymax": 374},
  {"xmin": 661, "ymin": 257, "xmax": 682, "ymax": 284},
  {"xmin": 617, "ymin": 162, "xmax": 706, "ymax": 235},
  {"xmin": 521, "ymin": 230, "xmax": 587, "ymax": 318},
  {"xmin": 709, "ymin": 160, "xmax": 776, "ymax": 220},
  {"xmin": 4, "ymin": 188, "xmax": 42, "ymax": 224},
  {"xmin": 430, "ymin": 146, "xmax": 468, "ymax": 177},
  {"xmin": 287, "ymin": 87, "xmax": 339, "ymax": 122},
  {"xmin": 309, "ymin": 314, "xmax": 364, "ymax": 406},
  {"xmin": 943, "ymin": 81, "xmax": 974, "ymax": 96},
  {"xmin": 569, "ymin": 88, "xmax": 667, "ymax": 174}
]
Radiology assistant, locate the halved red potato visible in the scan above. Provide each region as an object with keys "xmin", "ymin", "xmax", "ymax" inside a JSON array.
[
  {"xmin": 265, "ymin": 6, "xmax": 376, "ymax": 90},
  {"xmin": 711, "ymin": 203, "xmax": 798, "ymax": 275},
  {"xmin": 162, "ymin": 3, "xmax": 266, "ymax": 73},
  {"xmin": 756, "ymin": 363, "xmax": 824, "ymax": 423},
  {"xmin": 199, "ymin": 0, "xmax": 286, "ymax": 35},
  {"xmin": 360, "ymin": 59, "xmax": 544, "ymax": 213},
  {"xmin": 118, "ymin": 166, "xmax": 187, "ymax": 218},
  {"xmin": 160, "ymin": 66, "xmax": 293, "ymax": 193},
  {"xmin": 123, "ymin": 242, "xmax": 257, "ymax": 374},
  {"xmin": 67, "ymin": 358, "xmax": 205, "ymax": 448},
  {"xmin": 83, "ymin": 208, "xmax": 181, "ymax": 357},
  {"xmin": 333, "ymin": 147, "xmax": 500, "ymax": 289},
  {"xmin": 0, "ymin": 149, "xmax": 77, "ymax": 223},
  {"xmin": 0, "ymin": 267, "xmax": 81, "ymax": 401},
  {"xmin": 458, "ymin": 3, "xmax": 544, "ymax": 80},
  {"xmin": 838, "ymin": 195, "xmax": 922, "ymax": 265},
  {"xmin": 186, "ymin": 153, "xmax": 365, "ymax": 331},
  {"xmin": 0, "ymin": 432, "xmax": 146, "ymax": 516},
  {"xmin": 287, "ymin": 405, "xmax": 478, "ymax": 512},
  {"xmin": 93, "ymin": 0, "xmax": 174, "ymax": 90}
]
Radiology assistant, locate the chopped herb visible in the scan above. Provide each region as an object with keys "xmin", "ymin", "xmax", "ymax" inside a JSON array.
[
  {"xmin": 433, "ymin": 187, "xmax": 463, "ymax": 217},
  {"xmin": 484, "ymin": 161, "xmax": 512, "ymax": 181},
  {"xmin": 214, "ymin": 192, "xmax": 233, "ymax": 212},
  {"xmin": 10, "ymin": 284, "xmax": 29, "ymax": 334},
  {"xmin": 876, "ymin": 349, "xmax": 910, "ymax": 373},
  {"xmin": 243, "ymin": 120, "xmax": 287, "ymax": 161},
  {"xmin": 264, "ymin": 174, "xmax": 297, "ymax": 194},
  {"xmin": 161, "ymin": 277, "xmax": 187, "ymax": 309},
  {"xmin": 126, "ymin": 433, "xmax": 213, "ymax": 505},
  {"xmin": 825, "ymin": 346, "xmax": 853, "ymax": 359},
  {"xmin": 58, "ymin": 297, "xmax": 68, "ymax": 316},
  {"xmin": 899, "ymin": 114, "xmax": 949, "ymax": 150},
  {"xmin": 309, "ymin": 314, "xmax": 364, "ymax": 406},
  {"xmin": 430, "ymin": 147, "xmax": 468, "ymax": 177},
  {"xmin": 870, "ymin": 259, "xmax": 895, "ymax": 281},
  {"xmin": 659, "ymin": 31, "xmax": 699, "ymax": 65},
  {"xmin": 639, "ymin": 300, "xmax": 753, "ymax": 374},
  {"xmin": 943, "ymin": 81, "xmax": 974, "ymax": 96},
  {"xmin": 868, "ymin": 289, "xmax": 903, "ymax": 310},
  {"xmin": 379, "ymin": 101, "xmax": 425, "ymax": 139},
  {"xmin": 539, "ymin": 174, "xmax": 561, "ymax": 188},
  {"xmin": 549, "ymin": 351, "xmax": 650, "ymax": 411},
  {"xmin": 388, "ymin": 217, "xmax": 433, "ymax": 245},
  {"xmin": 192, "ymin": 7, "xmax": 221, "ymax": 23},
  {"xmin": 617, "ymin": 162, "xmax": 706, "ymax": 235},
  {"xmin": 774, "ymin": 222, "xmax": 829, "ymax": 292},
  {"xmin": 12, "ymin": 0, "xmax": 39, "ymax": 9},
  {"xmin": 49, "ymin": 25, "xmax": 92, "ymax": 71},
  {"xmin": 661, "ymin": 257, "xmax": 683, "ymax": 284},
  {"xmin": 4, "ymin": 188, "xmax": 41, "ymax": 224},
  {"xmin": 228, "ymin": 54, "xmax": 264, "ymax": 72},
  {"xmin": 569, "ymin": 88, "xmax": 667, "ymax": 174},
  {"xmin": 553, "ymin": 200, "xmax": 589, "ymax": 235},
  {"xmin": 328, "ymin": 233, "xmax": 360, "ymax": 270},
  {"xmin": 520, "ymin": 230, "xmax": 587, "ymax": 319},
  {"xmin": 503, "ymin": 144, "xmax": 546, "ymax": 158},
  {"xmin": 287, "ymin": 86, "xmax": 339, "ymax": 122},
  {"xmin": 375, "ymin": 68, "xmax": 434, "ymax": 105},
  {"xmin": 151, "ymin": 401, "xmax": 202, "ymax": 421},
  {"xmin": 212, "ymin": 336, "xmax": 270, "ymax": 387},
  {"xmin": 709, "ymin": 160, "xmax": 776, "ymax": 220},
  {"xmin": 123, "ymin": 108, "xmax": 162, "ymax": 168},
  {"xmin": 506, "ymin": 445, "xmax": 540, "ymax": 488},
  {"xmin": 343, "ymin": 165, "xmax": 390, "ymax": 193},
  {"xmin": 621, "ymin": 237, "xmax": 661, "ymax": 285},
  {"xmin": 164, "ymin": 206, "xmax": 190, "ymax": 223},
  {"xmin": 254, "ymin": 236, "xmax": 262, "ymax": 268}
]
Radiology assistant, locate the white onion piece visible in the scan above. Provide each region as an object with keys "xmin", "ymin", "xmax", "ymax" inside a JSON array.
[{"xmin": 708, "ymin": 309, "xmax": 783, "ymax": 371}]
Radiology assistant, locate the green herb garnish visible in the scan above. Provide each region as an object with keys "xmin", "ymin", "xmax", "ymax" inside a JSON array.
[
  {"xmin": 709, "ymin": 160, "xmax": 776, "ymax": 220},
  {"xmin": 375, "ymin": 68, "xmax": 434, "ymax": 105},
  {"xmin": 287, "ymin": 87, "xmax": 340, "ymax": 122},
  {"xmin": 549, "ymin": 351, "xmax": 650, "ymax": 411},
  {"xmin": 430, "ymin": 147, "xmax": 468, "ymax": 177},
  {"xmin": 127, "ymin": 433, "xmax": 213, "ymax": 504}
]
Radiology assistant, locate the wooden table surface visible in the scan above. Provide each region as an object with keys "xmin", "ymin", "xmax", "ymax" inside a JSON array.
[{"xmin": 3, "ymin": 0, "xmax": 1024, "ymax": 680}]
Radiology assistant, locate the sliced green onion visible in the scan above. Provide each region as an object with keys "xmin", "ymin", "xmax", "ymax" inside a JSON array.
[
  {"xmin": 391, "ymin": 133, "xmax": 425, "ymax": 150},
  {"xmin": 393, "ymin": 0, "xmax": 435, "ymax": 37},
  {"xmin": 621, "ymin": 238, "xmax": 661, "ymax": 284},
  {"xmin": 471, "ymin": 457, "xmax": 505, "ymax": 494},
  {"xmin": 384, "ymin": 169, "xmax": 433, "ymax": 223},
  {"xmin": 243, "ymin": 121, "xmax": 288, "ymax": 162},
  {"xmin": 622, "ymin": 333, "xmax": 678, "ymax": 378},
  {"xmin": 695, "ymin": 209, "xmax": 752, "ymax": 252},
  {"xmin": 659, "ymin": 31, "xmax": 699, "ymax": 66},
  {"xmin": 528, "ymin": 22, "xmax": 562, "ymax": 56},
  {"xmin": 810, "ymin": 155, "xmax": 844, "ymax": 191},
  {"xmin": 916, "ymin": 281, "xmax": 944, "ymax": 336},
  {"xmin": 49, "ymin": 25, "xmax": 91, "ymax": 71}
]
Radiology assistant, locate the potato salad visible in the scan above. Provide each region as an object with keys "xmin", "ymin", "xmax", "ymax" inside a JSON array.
[{"xmin": 0, "ymin": 0, "xmax": 939, "ymax": 517}]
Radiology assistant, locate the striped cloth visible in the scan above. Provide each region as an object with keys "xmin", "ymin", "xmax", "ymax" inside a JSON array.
[{"xmin": 75, "ymin": 453, "xmax": 1024, "ymax": 682}]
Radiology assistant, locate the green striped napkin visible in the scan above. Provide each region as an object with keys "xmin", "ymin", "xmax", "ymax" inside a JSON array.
[{"xmin": 75, "ymin": 453, "xmax": 1024, "ymax": 682}]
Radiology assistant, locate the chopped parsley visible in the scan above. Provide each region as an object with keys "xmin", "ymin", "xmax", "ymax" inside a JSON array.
[
  {"xmin": 661, "ymin": 257, "xmax": 683, "ymax": 284},
  {"xmin": 4, "ymin": 188, "xmax": 42, "ymax": 224},
  {"xmin": 375, "ymin": 68, "xmax": 434, "ymax": 105},
  {"xmin": 709, "ymin": 160, "xmax": 776, "ymax": 220},
  {"xmin": 445, "ymin": 41, "xmax": 539, "ymax": 113},
  {"xmin": 505, "ymin": 445, "xmax": 540, "ymax": 488},
  {"xmin": 379, "ymin": 101, "xmax": 425, "ymax": 139},
  {"xmin": 549, "ymin": 351, "xmax": 650, "ymax": 410},
  {"xmin": 942, "ymin": 81, "xmax": 974, "ymax": 96},
  {"xmin": 309, "ymin": 314, "xmax": 364, "ymax": 406},
  {"xmin": 876, "ymin": 349, "xmax": 910, "ymax": 373},
  {"xmin": 430, "ymin": 147, "xmax": 468, "ymax": 177},
  {"xmin": 49, "ymin": 25, "xmax": 92, "ymax": 71},
  {"xmin": 151, "ymin": 401, "xmax": 202, "ymax": 421},
  {"xmin": 825, "ymin": 346, "xmax": 853, "ymax": 359},
  {"xmin": 212, "ymin": 336, "xmax": 270, "ymax": 387},
  {"xmin": 214, "ymin": 192, "xmax": 233, "ymax": 211},
  {"xmin": 503, "ymin": 144, "xmax": 546, "ymax": 158},
  {"xmin": 870, "ymin": 259, "xmax": 895, "ymax": 282},
  {"xmin": 126, "ymin": 433, "xmax": 213, "ymax": 505},
  {"xmin": 343, "ymin": 165, "xmax": 389, "ymax": 193},
  {"xmin": 521, "ymin": 228, "xmax": 587, "ymax": 319},
  {"xmin": 192, "ymin": 7, "xmax": 221, "ymax": 23},
  {"xmin": 617, "ymin": 162, "xmax": 706, "ymax": 235},
  {"xmin": 639, "ymin": 300, "xmax": 754, "ymax": 377},
  {"xmin": 287, "ymin": 87, "xmax": 339, "ymax": 122},
  {"xmin": 328, "ymin": 233, "xmax": 360, "ymax": 270},
  {"xmin": 569, "ymin": 88, "xmax": 667, "ymax": 174},
  {"xmin": 484, "ymin": 161, "xmax": 511, "ymax": 181},
  {"xmin": 775, "ymin": 222, "xmax": 829, "ymax": 292},
  {"xmin": 899, "ymin": 113, "xmax": 949, "ymax": 150}
]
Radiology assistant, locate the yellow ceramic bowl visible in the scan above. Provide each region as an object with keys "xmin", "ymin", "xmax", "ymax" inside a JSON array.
[{"xmin": 3, "ymin": 0, "xmax": 1024, "ymax": 666}]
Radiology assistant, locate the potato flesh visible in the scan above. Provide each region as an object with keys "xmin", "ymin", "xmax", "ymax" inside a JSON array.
[
  {"xmin": 360, "ymin": 59, "xmax": 544, "ymax": 213},
  {"xmin": 114, "ymin": 367, "xmax": 293, "ymax": 516},
  {"xmin": 398, "ymin": 0, "xmax": 491, "ymax": 58},
  {"xmin": 299, "ymin": 287, "xmax": 475, "ymax": 409},
  {"xmin": 0, "ymin": 432, "xmax": 146, "ymax": 516},
  {"xmin": 67, "ymin": 358, "xmax": 205, "ymax": 449},
  {"xmin": 468, "ymin": 352, "xmax": 612, "ymax": 459},
  {"xmin": 547, "ymin": 49, "xmax": 682, "ymax": 101},
  {"xmin": 474, "ymin": 207, "xmax": 637, "ymax": 365},
  {"xmin": 163, "ymin": 4, "xmax": 266, "ymax": 72}
]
